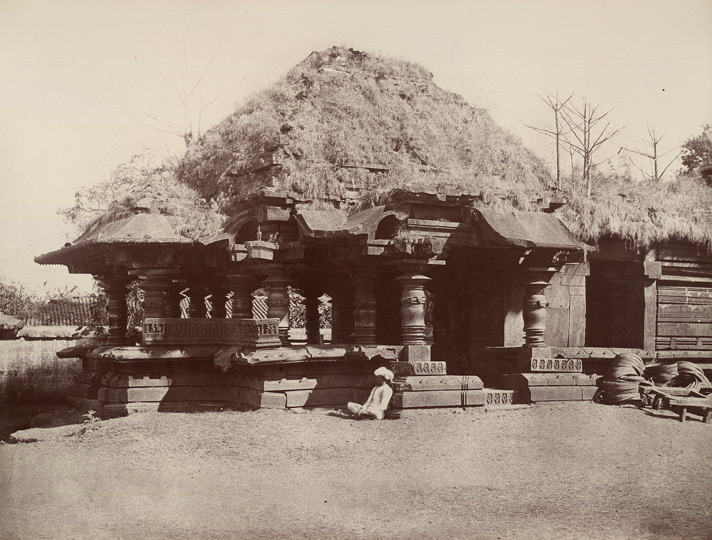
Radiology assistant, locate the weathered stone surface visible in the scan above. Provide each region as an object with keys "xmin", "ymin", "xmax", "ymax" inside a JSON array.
[
  {"xmin": 240, "ymin": 388, "xmax": 287, "ymax": 409},
  {"xmin": 285, "ymin": 388, "xmax": 353, "ymax": 408},
  {"xmin": 91, "ymin": 345, "xmax": 219, "ymax": 361},
  {"xmin": 392, "ymin": 389, "xmax": 485, "ymax": 408},
  {"xmin": 529, "ymin": 386, "xmax": 585, "ymax": 402},
  {"xmin": 105, "ymin": 372, "xmax": 221, "ymax": 388},
  {"xmin": 558, "ymin": 262, "xmax": 590, "ymax": 286},
  {"xmin": 394, "ymin": 375, "xmax": 483, "ymax": 392},
  {"xmin": 400, "ymin": 344, "xmax": 431, "ymax": 363},
  {"xmin": 262, "ymin": 374, "xmax": 373, "ymax": 392},
  {"xmin": 500, "ymin": 373, "xmax": 598, "ymax": 390},
  {"xmin": 568, "ymin": 296, "xmax": 587, "ymax": 346}
]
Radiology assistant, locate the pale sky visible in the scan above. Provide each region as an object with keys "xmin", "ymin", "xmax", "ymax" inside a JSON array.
[{"xmin": 1, "ymin": 0, "xmax": 711, "ymax": 293}]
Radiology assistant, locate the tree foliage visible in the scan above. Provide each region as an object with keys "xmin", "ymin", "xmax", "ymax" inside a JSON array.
[
  {"xmin": 60, "ymin": 150, "xmax": 225, "ymax": 240},
  {"xmin": 680, "ymin": 124, "xmax": 712, "ymax": 173}
]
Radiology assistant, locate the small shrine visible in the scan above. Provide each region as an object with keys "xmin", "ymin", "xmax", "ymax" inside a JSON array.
[{"xmin": 35, "ymin": 47, "xmax": 712, "ymax": 414}]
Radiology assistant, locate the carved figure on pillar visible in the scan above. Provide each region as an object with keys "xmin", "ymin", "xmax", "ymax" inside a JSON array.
[
  {"xmin": 353, "ymin": 271, "xmax": 377, "ymax": 345},
  {"xmin": 396, "ymin": 273, "xmax": 431, "ymax": 345},
  {"xmin": 263, "ymin": 273, "xmax": 291, "ymax": 345},
  {"xmin": 522, "ymin": 272, "xmax": 552, "ymax": 347},
  {"xmin": 95, "ymin": 275, "xmax": 130, "ymax": 346}
]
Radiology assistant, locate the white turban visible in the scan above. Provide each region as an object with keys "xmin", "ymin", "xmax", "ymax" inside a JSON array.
[{"xmin": 374, "ymin": 367, "xmax": 394, "ymax": 382}]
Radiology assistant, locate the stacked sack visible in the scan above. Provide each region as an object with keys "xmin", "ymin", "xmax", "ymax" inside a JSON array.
[{"xmin": 593, "ymin": 352, "xmax": 648, "ymax": 405}]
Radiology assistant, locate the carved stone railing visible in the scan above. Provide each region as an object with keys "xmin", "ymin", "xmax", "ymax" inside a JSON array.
[{"xmin": 142, "ymin": 318, "xmax": 281, "ymax": 348}]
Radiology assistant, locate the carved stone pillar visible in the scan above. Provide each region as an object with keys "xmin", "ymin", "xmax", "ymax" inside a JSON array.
[
  {"xmin": 353, "ymin": 270, "xmax": 377, "ymax": 345},
  {"xmin": 522, "ymin": 270, "xmax": 553, "ymax": 347},
  {"xmin": 303, "ymin": 284, "xmax": 321, "ymax": 345},
  {"xmin": 263, "ymin": 272, "xmax": 291, "ymax": 346},
  {"xmin": 225, "ymin": 274, "xmax": 256, "ymax": 319},
  {"xmin": 130, "ymin": 269, "xmax": 177, "ymax": 321},
  {"xmin": 96, "ymin": 275, "xmax": 130, "ymax": 346},
  {"xmin": 396, "ymin": 273, "xmax": 431, "ymax": 345}
]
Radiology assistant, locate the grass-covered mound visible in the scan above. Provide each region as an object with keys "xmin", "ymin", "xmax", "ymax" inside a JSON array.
[
  {"xmin": 174, "ymin": 46, "xmax": 711, "ymax": 251},
  {"xmin": 178, "ymin": 46, "xmax": 552, "ymax": 212},
  {"xmin": 556, "ymin": 173, "xmax": 712, "ymax": 251}
]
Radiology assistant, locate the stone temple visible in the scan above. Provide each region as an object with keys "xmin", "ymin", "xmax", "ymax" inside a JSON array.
[{"xmin": 36, "ymin": 47, "xmax": 712, "ymax": 414}]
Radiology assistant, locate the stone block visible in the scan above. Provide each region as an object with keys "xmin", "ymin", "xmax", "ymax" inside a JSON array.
[
  {"xmin": 558, "ymin": 262, "xmax": 590, "ymax": 286},
  {"xmin": 543, "ymin": 373, "xmax": 586, "ymax": 386},
  {"xmin": 386, "ymin": 361, "xmax": 447, "ymax": 377},
  {"xmin": 240, "ymin": 389, "xmax": 287, "ymax": 409},
  {"xmin": 499, "ymin": 373, "xmax": 550, "ymax": 389},
  {"xmin": 394, "ymin": 375, "xmax": 483, "ymax": 392},
  {"xmin": 392, "ymin": 389, "xmax": 485, "ymax": 408},
  {"xmin": 400, "ymin": 345, "xmax": 432, "ymax": 363},
  {"xmin": 547, "ymin": 284, "xmax": 571, "ymax": 309},
  {"xmin": 285, "ymin": 388, "xmax": 353, "ymax": 408},
  {"xmin": 581, "ymin": 386, "xmax": 598, "ymax": 401},
  {"xmin": 529, "ymin": 386, "xmax": 584, "ymax": 402},
  {"xmin": 545, "ymin": 309, "xmax": 571, "ymax": 347},
  {"xmin": 568, "ymin": 296, "xmax": 587, "ymax": 346},
  {"xmin": 483, "ymin": 389, "xmax": 517, "ymax": 406}
]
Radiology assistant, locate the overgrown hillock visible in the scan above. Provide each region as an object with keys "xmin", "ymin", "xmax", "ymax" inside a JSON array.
[
  {"xmin": 556, "ymin": 173, "xmax": 712, "ymax": 251},
  {"xmin": 178, "ymin": 46, "xmax": 552, "ymax": 212}
]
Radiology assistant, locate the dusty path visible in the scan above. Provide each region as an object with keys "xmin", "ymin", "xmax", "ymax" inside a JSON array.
[{"xmin": 1, "ymin": 403, "xmax": 710, "ymax": 540}]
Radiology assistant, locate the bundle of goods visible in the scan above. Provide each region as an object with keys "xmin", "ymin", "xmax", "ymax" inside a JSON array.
[
  {"xmin": 593, "ymin": 353, "xmax": 648, "ymax": 405},
  {"xmin": 643, "ymin": 363, "xmax": 678, "ymax": 386},
  {"xmin": 667, "ymin": 362, "xmax": 712, "ymax": 391}
]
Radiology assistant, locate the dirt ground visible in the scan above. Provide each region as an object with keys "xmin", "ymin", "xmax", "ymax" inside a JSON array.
[{"xmin": 0, "ymin": 402, "xmax": 710, "ymax": 540}]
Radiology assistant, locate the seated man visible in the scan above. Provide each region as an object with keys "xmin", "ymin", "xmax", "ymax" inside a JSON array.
[{"xmin": 346, "ymin": 367, "xmax": 394, "ymax": 420}]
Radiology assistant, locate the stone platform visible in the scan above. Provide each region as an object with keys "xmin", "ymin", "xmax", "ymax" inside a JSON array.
[{"xmin": 65, "ymin": 344, "xmax": 499, "ymax": 414}]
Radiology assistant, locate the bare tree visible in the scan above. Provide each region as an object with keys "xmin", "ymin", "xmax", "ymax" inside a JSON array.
[
  {"xmin": 560, "ymin": 96, "xmax": 623, "ymax": 197},
  {"xmin": 525, "ymin": 91, "xmax": 574, "ymax": 190},
  {"xmin": 135, "ymin": 36, "xmax": 225, "ymax": 147},
  {"xmin": 621, "ymin": 126, "xmax": 680, "ymax": 182}
]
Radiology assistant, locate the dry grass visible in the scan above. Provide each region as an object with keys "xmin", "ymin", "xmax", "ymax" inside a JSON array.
[
  {"xmin": 178, "ymin": 46, "xmax": 552, "ymax": 213},
  {"xmin": 0, "ymin": 340, "xmax": 80, "ymax": 406},
  {"xmin": 557, "ymin": 173, "xmax": 712, "ymax": 251}
]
